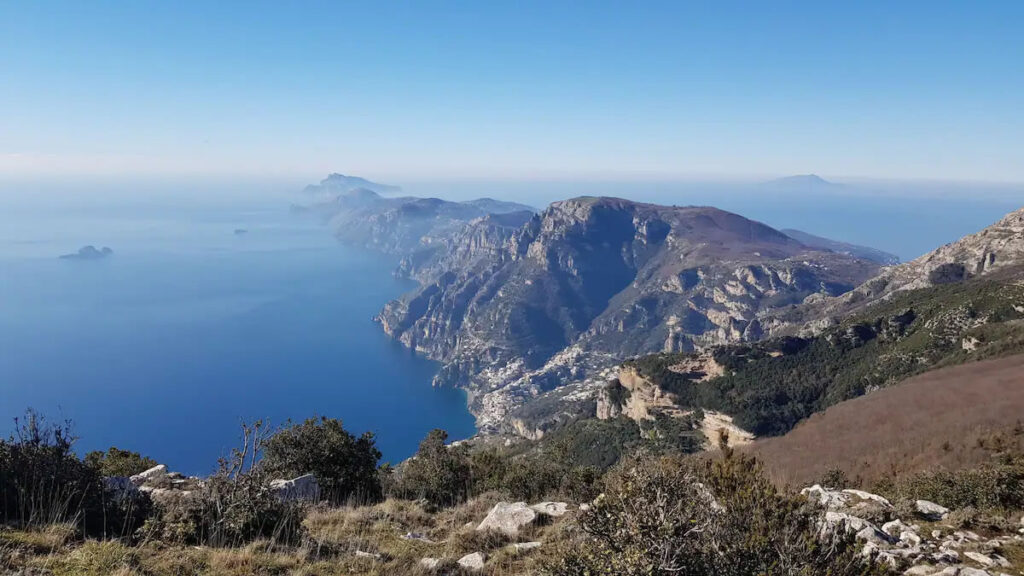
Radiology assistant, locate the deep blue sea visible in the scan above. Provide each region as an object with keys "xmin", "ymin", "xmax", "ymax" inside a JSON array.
[{"xmin": 0, "ymin": 197, "xmax": 476, "ymax": 475}]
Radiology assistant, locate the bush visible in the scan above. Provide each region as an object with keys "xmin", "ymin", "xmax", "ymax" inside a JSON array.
[
  {"xmin": 394, "ymin": 429, "xmax": 471, "ymax": 507},
  {"xmin": 882, "ymin": 458, "xmax": 1024, "ymax": 511},
  {"xmin": 144, "ymin": 421, "xmax": 305, "ymax": 546},
  {"xmin": 545, "ymin": 448, "xmax": 888, "ymax": 576},
  {"xmin": 261, "ymin": 417, "xmax": 382, "ymax": 504},
  {"xmin": 84, "ymin": 447, "xmax": 157, "ymax": 477},
  {"xmin": 0, "ymin": 410, "xmax": 105, "ymax": 532}
]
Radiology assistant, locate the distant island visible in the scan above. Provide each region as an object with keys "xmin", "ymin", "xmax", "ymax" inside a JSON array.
[
  {"xmin": 233, "ymin": 228, "xmax": 248, "ymax": 235},
  {"xmin": 763, "ymin": 173, "xmax": 844, "ymax": 191},
  {"xmin": 59, "ymin": 245, "xmax": 113, "ymax": 260}
]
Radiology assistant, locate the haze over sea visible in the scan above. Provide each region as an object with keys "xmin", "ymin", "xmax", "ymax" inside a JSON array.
[{"xmin": 1, "ymin": 177, "xmax": 1022, "ymax": 475}]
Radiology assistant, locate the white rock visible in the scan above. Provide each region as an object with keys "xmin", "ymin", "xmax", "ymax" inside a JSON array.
[
  {"xmin": 903, "ymin": 566, "xmax": 935, "ymax": 576},
  {"xmin": 916, "ymin": 500, "xmax": 950, "ymax": 520},
  {"xmin": 510, "ymin": 541, "xmax": 542, "ymax": 553},
  {"xmin": 959, "ymin": 568, "xmax": 992, "ymax": 576},
  {"xmin": 420, "ymin": 557, "xmax": 440, "ymax": 569},
  {"xmin": 477, "ymin": 502, "xmax": 537, "ymax": 536},
  {"xmin": 901, "ymin": 530, "xmax": 923, "ymax": 547},
  {"xmin": 842, "ymin": 489, "xmax": 893, "ymax": 507},
  {"xmin": 130, "ymin": 464, "xmax": 167, "ymax": 486},
  {"xmin": 965, "ymin": 551, "xmax": 995, "ymax": 566},
  {"xmin": 355, "ymin": 550, "xmax": 381, "ymax": 560},
  {"xmin": 458, "ymin": 552, "xmax": 486, "ymax": 571},
  {"xmin": 269, "ymin": 473, "xmax": 320, "ymax": 502},
  {"xmin": 882, "ymin": 519, "xmax": 912, "ymax": 538},
  {"xmin": 530, "ymin": 501, "xmax": 569, "ymax": 517}
]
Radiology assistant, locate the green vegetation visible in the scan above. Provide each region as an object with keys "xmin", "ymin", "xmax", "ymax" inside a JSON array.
[
  {"xmin": 85, "ymin": 447, "xmax": 158, "ymax": 477},
  {"xmin": 627, "ymin": 278, "xmax": 1024, "ymax": 436},
  {"xmin": 261, "ymin": 416, "xmax": 383, "ymax": 505},
  {"xmin": 547, "ymin": 445, "xmax": 888, "ymax": 576}
]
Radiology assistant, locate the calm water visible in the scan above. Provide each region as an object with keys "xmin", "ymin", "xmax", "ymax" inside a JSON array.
[{"xmin": 0, "ymin": 199, "xmax": 476, "ymax": 475}]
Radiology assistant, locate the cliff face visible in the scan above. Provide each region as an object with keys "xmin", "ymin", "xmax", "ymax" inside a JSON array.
[{"xmin": 376, "ymin": 197, "xmax": 881, "ymax": 433}]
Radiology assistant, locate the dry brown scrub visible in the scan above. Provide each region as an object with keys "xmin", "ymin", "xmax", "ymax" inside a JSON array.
[{"xmin": 748, "ymin": 353, "xmax": 1024, "ymax": 487}]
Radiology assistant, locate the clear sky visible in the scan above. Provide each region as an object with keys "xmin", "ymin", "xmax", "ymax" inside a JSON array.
[{"xmin": 1, "ymin": 1, "xmax": 1022, "ymax": 182}]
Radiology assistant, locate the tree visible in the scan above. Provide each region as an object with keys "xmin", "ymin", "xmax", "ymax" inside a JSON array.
[
  {"xmin": 85, "ymin": 447, "xmax": 158, "ymax": 477},
  {"xmin": 261, "ymin": 417, "xmax": 382, "ymax": 504},
  {"xmin": 396, "ymin": 429, "xmax": 471, "ymax": 507}
]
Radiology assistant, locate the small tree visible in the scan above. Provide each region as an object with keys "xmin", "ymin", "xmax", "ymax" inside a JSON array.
[
  {"xmin": 85, "ymin": 447, "xmax": 158, "ymax": 477},
  {"xmin": 261, "ymin": 417, "xmax": 382, "ymax": 504},
  {"xmin": 396, "ymin": 429, "xmax": 471, "ymax": 507}
]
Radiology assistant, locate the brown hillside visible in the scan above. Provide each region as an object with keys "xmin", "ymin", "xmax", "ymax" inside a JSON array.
[{"xmin": 748, "ymin": 354, "xmax": 1024, "ymax": 487}]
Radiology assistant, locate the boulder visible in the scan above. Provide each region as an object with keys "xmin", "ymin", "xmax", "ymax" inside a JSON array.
[
  {"xmin": 823, "ymin": 511, "xmax": 894, "ymax": 544},
  {"xmin": 477, "ymin": 502, "xmax": 537, "ymax": 536},
  {"xmin": 458, "ymin": 552, "xmax": 486, "ymax": 571},
  {"xmin": 270, "ymin": 474, "xmax": 320, "ymax": 502},
  {"xmin": 130, "ymin": 464, "xmax": 168, "ymax": 486},
  {"xmin": 530, "ymin": 501, "xmax": 569, "ymax": 517},
  {"xmin": 915, "ymin": 500, "xmax": 950, "ymax": 521}
]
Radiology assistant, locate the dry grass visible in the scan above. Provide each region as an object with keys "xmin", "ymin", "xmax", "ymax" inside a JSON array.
[
  {"xmin": 747, "ymin": 354, "xmax": 1024, "ymax": 487},
  {"xmin": 1, "ymin": 495, "xmax": 573, "ymax": 575}
]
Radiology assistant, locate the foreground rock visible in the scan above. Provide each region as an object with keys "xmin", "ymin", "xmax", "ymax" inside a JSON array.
[
  {"xmin": 458, "ymin": 552, "xmax": 486, "ymax": 571},
  {"xmin": 477, "ymin": 501, "xmax": 571, "ymax": 536},
  {"xmin": 269, "ymin": 474, "xmax": 320, "ymax": 502}
]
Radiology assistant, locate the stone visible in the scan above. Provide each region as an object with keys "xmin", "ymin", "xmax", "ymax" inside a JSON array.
[
  {"xmin": 458, "ymin": 552, "xmax": 486, "ymax": 571},
  {"xmin": 510, "ymin": 541, "xmax": 542, "ymax": 553},
  {"xmin": 824, "ymin": 511, "xmax": 893, "ymax": 544},
  {"xmin": 901, "ymin": 530, "xmax": 923, "ymax": 547},
  {"xmin": 355, "ymin": 550, "xmax": 381, "ymax": 560},
  {"xmin": 959, "ymin": 568, "xmax": 992, "ymax": 576},
  {"xmin": 419, "ymin": 558, "xmax": 440, "ymax": 570},
  {"xmin": 402, "ymin": 532, "xmax": 435, "ymax": 543},
  {"xmin": 270, "ymin": 473, "xmax": 320, "ymax": 502},
  {"xmin": 916, "ymin": 500, "xmax": 950, "ymax": 521},
  {"xmin": 530, "ymin": 501, "xmax": 569, "ymax": 517},
  {"xmin": 965, "ymin": 551, "xmax": 995, "ymax": 566},
  {"xmin": 130, "ymin": 464, "xmax": 168, "ymax": 486},
  {"xmin": 477, "ymin": 502, "xmax": 537, "ymax": 536},
  {"xmin": 882, "ymin": 519, "xmax": 912, "ymax": 538},
  {"xmin": 903, "ymin": 566, "xmax": 935, "ymax": 576}
]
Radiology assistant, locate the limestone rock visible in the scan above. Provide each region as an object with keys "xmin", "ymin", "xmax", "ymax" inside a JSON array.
[
  {"xmin": 916, "ymin": 500, "xmax": 950, "ymax": 520},
  {"xmin": 510, "ymin": 541, "xmax": 542, "ymax": 553},
  {"xmin": 530, "ymin": 501, "xmax": 569, "ymax": 517},
  {"xmin": 458, "ymin": 552, "xmax": 486, "ymax": 571},
  {"xmin": 420, "ymin": 558, "xmax": 440, "ymax": 570},
  {"xmin": 270, "ymin": 473, "xmax": 320, "ymax": 502},
  {"xmin": 130, "ymin": 464, "xmax": 168, "ymax": 486},
  {"xmin": 477, "ymin": 502, "xmax": 537, "ymax": 536}
]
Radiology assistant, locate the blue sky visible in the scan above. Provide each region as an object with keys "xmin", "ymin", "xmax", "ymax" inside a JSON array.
[{"xmin": 1, "ymin": 1, "xmax": 1022, "ymax": 182}]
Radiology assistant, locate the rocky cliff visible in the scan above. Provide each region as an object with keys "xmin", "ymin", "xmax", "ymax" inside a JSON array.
[
  {"xmin": 769, "ymin": 207, "xmax": 1024, "ymax": 335},
  {"xmin": 376, "ymin": 197, "xmax": 881, "ymax": 433}
]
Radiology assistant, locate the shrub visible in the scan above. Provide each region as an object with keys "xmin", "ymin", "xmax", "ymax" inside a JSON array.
[
  {"xmin": 545, "ymin": 448, "xmax": 888, "ymax": 576},
  {"xmin": 0, "ymin": 410, "xmax": 105, "ymax": 533},
  {"xmin": 882, "ymin": 458, "xmax": 1024, "ymax": 511},
  {"xmin": 84, "ymin": 447, "xmax": 157, "ymax": 478},
  {"xmin": 261, "ymin": 417, "xmax": 382, "ymax": 505},
  {"xmin": 144, "ymin": 421, "xmax": 305, "ymax": 546},
  {"xmin": 394, "ymin": 429, "xmax": 471, "ymax": 507}
]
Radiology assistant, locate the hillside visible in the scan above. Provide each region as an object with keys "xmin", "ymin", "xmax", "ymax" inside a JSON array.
[
  {"xmin": 782, "ymin": 228, "xmax": 900, "ymax": 265},
  {"xmin": 620, "ymin": 268, "xmax": 1024, "ymax": 440},
  {"xmin": 770, "ymin": 206, "xmax": 1024, "ymax": 333},
  {"xmin": 748, "ymin": 353, "xmax": 1024, "ymax": 486},
  {"xmin": 377, "ymin": 196, "xmax": 880, "ymax": 433}
]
